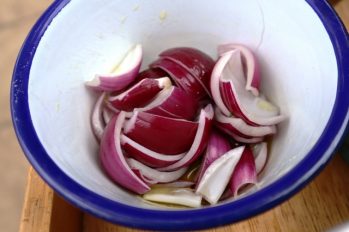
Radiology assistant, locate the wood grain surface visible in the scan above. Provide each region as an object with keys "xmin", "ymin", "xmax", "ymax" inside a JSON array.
[{"xmin": 17, "ymin": 1, "xmax": 349, "ymax": 232}]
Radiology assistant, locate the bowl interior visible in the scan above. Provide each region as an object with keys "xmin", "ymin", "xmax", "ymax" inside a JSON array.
[{"xmin": 28, "ymin": 0, "xmax": 337, "ymax": 209}]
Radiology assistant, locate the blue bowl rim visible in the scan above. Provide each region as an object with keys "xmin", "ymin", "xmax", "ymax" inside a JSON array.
[{"xmin": 10, "ymin": 0, "xmax": 349, "ymax": 230}]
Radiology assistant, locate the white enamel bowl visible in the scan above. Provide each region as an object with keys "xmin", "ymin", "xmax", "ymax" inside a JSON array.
[{"xmin": 11, "ymin": 0, "xmax": 349, "ymax": 230}]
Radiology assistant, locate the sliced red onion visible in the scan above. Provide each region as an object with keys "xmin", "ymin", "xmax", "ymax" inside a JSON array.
[
  {"xmin": 136, "ymin": 68, "xmax": 168, "ymax": 82},
  {"xmin": 143, "ymin": 187, "xmax": 202, "ymax": 208},
  {"xmin": 196, "ymin": 130, "xmax": 231, "ymax": 185},
  {"xmin": 121, "ymin": 135, "xmax": 185, "ymax": 168},
  {"xmin": 135, "ymin": 85, "xmax": 199, "ymax": 120},
  {"xmin": 218, "ymin": 44, "xmax": 260, "ymax": 96},
  {"xmin": 153, "ymin": 181, "xmax": 195, "ymax": 188},
  {"xmin": 252, "ymin": 142, "xmax": 268, "ymax": 174},
  {"xmin": 216, "ymin": 50, "xmax": 285, "ymax": 126},
  {"xmin": 124, "ymin": 111, "xmax": 198, "ymax": 155},
  {"xmin": 91, "ymin": 92, "xmax": 106, "ymax": 141},
  {"xmin": 196, "ymin": 146, "xmax": 245, "ymax": 204},
  {"xmin": 229, "ymin": 147, "xmax": 257, "ymax": 197},
  {"xmin": 108, "ymin": 77, "xmax": 172, "ymax": 111},
  {"xmin": 215, "ymin": 123, "xmax": 264, "ymax": 143},
  {"xmin": 102, "ymin": 106, "xmax": 117, "ymax": 125},
  {"xmin": 86, "ymin": 44, "xmax": 142, "ymax": 91},
  {"xmin": 158, "ymin": 104, "xmax": 214, "ymax": 171},
  {"xmin": 214, "ymin": 107, "xmax": 276, "ymax": 138},
  {"xmin": 127, "ymin": 158, "xmax": 188, "ymax": 184},
  {"xmin": 210, "ymin": 52, "xmax": 232, "ymax": 117},
  {"xmin": 159, "ymin": 47, "xmax": 214, "ymax": 97},
  {"xmin": 99, "ymin": 112, "xmax": 150, "ymax": 194},
  {"xmin": 150, "ymin": 58, "xmax": 208, "ymax": 100}
]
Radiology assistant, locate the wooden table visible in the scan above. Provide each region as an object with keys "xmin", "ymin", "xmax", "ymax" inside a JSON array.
[{"xmin": 19, "ymin": 1, "xmax": 349, "ymax": 232}]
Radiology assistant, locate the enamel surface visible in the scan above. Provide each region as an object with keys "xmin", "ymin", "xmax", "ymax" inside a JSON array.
[{"xmin": 28, "ymin": 0, "xmax": 337, "ymax": 208}]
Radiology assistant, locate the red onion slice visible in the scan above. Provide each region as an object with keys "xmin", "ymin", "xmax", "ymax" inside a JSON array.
[
  {"xmin": 158, "ymin": 104, "xmax": 214, "ymax": 171},
  {"xmin": 159, "ymin": 47, "xmax": 214, "ymax": 96},
  {"xmin": 135, "ymin": 86, "xmax": 199, "ymax": 120},
  {"xmin": 143, "ymin": 187, "xmax": 202, "ymax": 208},
  {"xmin": 99, "ymin": 112, "xmax": 150, "ymax": 194},
  {"xmin": 151, "ymin": 58, "xmax": 208, "ymax": 100},
  {"xmin": 102, "ymin": 106, "xmax": 117, "ymax": 125},
  {"xmin": 252, "ymin": 142, "xmax": 268, "ymax": 174},
  {"xmin": 124, "ymin": 111, "xmax": 198, "ymax": 155},
  {"xmin": 196, "ymin": 130, "xmax": 231, "ymax": 184},
  {"xmin": 136, "ymin": 68, "xmax": 168, "ymax": 82},
  {"xmin": 214, "ymin": 107, "xmax": 276, "ymax": 138},
  {"xmin": 215, "ymin": 123, "xmax": 264, "ymax": 143},
  {"xmin": 86, "ymin": 44, "xmax": 142, "ymax": 91},
  {"xmin": 153, "ymin": 181, "xmax": 195, "ymax": 188},
  {"xmin": 91, "ymin": 92, "xmax": 106, "ymax": 141},
  {"xmin": 196, "ymin": 146, "xmax": 245, "ymax": 204},
  {"xmin": 121, "ymin": 135, "xmax": 185, "ymax": 168},
  {"xmin": 127, "ymin": 158, "xmax": 188, "ymax": 184},
  {"xmin": 108, "ymin": 77, "xmax": 172, "ymax": 111},
  {"xmin": 210, "ymin": 52, "xmax": 232, "ymax": 117},
  {"xmin": 229, "ymin": 147, "xmax": 257, "ymax": 197},
  {"xmin": 218, "ymin": 44, "xmax": 260, "ymax": 96},
  {"xmin": 217, "ymin": 50, "xmax": 285, "ymax": 126}
]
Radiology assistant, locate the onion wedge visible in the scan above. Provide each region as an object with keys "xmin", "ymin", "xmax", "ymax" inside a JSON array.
[
  {"xmin": 214, "ymin": 107, "xmax": 276, "ymax": 138},
  {"xmin": 252, "ymin": 142, "xmax": 268, "ymax": 174},
  {"xmin": 151, "ymin": 58, "xmax": 208, "ymax": 100},
  {"xmin": 159, "ymin": 47, "xmax": 214, "ymax": 97},
  {"xmin": 218, "ymin": 44, "xmax": 260, "ymax": 96},
  {"xmin": 216, "ymin": 50, "xmax": 285, "ymax": 126},
  {"xmin": 135, "ymin": 86, "xmax": 199, "ymax": 120},
  {"xmin": 196, "ymin": 130, "xmax": 231, "ymax": 184},
  {"xmin": 108, "ymin": 77, "xmax": 172, "ymax": 111},
  {"xmin": 136, "ymin": 68, "xmax": 168, "ymax": 82},
  {"xmin": 196, "ymin": 146, "xmax": 245, "ymax": 204},
  {"xmin": 99, "ymin": 112, "xmax": 150, "ymax": 194},
  {"xmin": 121, "ymin": 135, "xmax": 185, "ymax": 168},
  {"xmin": 143, "ymin": 187, "xmax": 202, "ymax": 208},
  {"xmin": 124, "ymin": 111, "xmax": 198, "ymax": 155},
  {"xmin": 86, "ymin": 44, "xmax": 142, "ymax": 91},
  {"xmin": 158, "ymin": 104, "xmax": 214, "ymax": 171},
  {"xmin": 215, "ymin": 123, "xmax": 265, "ymax": 143},
  {"xmin": 127, "ymin": 158, "xmax": 188, "ymax": 184},
  {"xmin": 91, "ymin": 92, "xmax": 106, "ymax": 141},
  {"xmin": 229, "ymin": 147, "xmax": 257, "ymax": 197}
]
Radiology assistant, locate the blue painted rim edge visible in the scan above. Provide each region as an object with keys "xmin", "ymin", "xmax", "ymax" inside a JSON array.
[{"xmin": 10, "ymin": 0, "xmax": 349, "ymax": 231}]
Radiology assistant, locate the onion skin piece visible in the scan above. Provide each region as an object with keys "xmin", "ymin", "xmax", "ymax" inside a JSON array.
[
  {"xmin": 86, "ymin": 44, "xmax": 142, "ymax": 92},
  {"xmin": 121, "ymin": 135, "xmax": 185, "ymax": 168},
  {"xmin": 143, "ymin": 187, "xmax": 202, "ymax": 208},
  {"xmin": 151, "ymin": 58, "xmax": 208, "ymax": 100},
  {"xmin": 159, "ymin": 47, "xmax": 214, "ymax": 97},
  {"xmin": 214, "ymin": 107, "xmax": 276, "ymax": 138},
  {"xmin": 136, "ymin": 68, "xmax": 168, "ymax": 82},
  {"xmin": 229, "ymin": 147, "xmax": 257, "ymax": 197},
  {"xmin": 91, "ymin": 92, "xmax": 106, "ymax": 141},
  {"xmin": 218, "ymin": 44, "xmax": 260, "ymax": 96},
  {"xmin": 124, "ymin": 111, "xmax": 198, "ymax": 155},
  {"xmin": 196, "ymin": 130, "xmax": 231, "ymax": 185},
  {"xmin": 108, "ymin": 77, "xmax": 172, "ymax": 111},
  {"xmin": 127, "ymin": 158, "xmax": 188, "ymax": 184},
  {"xmin": 252, "ymin": 142, "xmax": 268, "ymax": 174},
  {"xmin": 136, "ymin": 86, "xmax": 199, "ymax": 121},
  {"xmin": 99, "ymin": 112, "xmax": 150, "ymax": 194},
  {"xmin": 158, "ymin": 104, "xmax": 214, "ymax": 171},
  {"xmin": 196, "ymin": 146, "xmax": 245, "ymax": 205}
]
